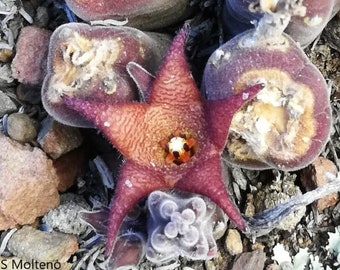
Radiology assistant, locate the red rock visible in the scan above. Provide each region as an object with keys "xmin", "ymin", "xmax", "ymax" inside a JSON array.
[
  {"xmin": 53, "ymin": 147, "xmax": 86, "ymax": 192},
  {"xmin": 37, "ymin": 116, "xmax": 83, "ymax": 159},
  {"xmin": 0, "ymin": 133, "xmax": 59, "ymax": 230},
  {"xmin": 231, "ymin": 250, "xmax": 266, "ymax": 270},
  {"xmin": 11, "ymin": 26, "xmax": 51, "ymax": 85},
  {"xmin": 301, "ymin": 157, "xmax": 339, "ymax": 212}
]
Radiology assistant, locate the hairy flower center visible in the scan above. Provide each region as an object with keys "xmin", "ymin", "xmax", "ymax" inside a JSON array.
[{"xmin": 160, "ymin": 131, "xmax": 196, "ymax": 166}]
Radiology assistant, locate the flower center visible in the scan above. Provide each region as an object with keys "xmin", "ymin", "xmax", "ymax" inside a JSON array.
[{"xmin": 160, "ymin": 131, "xmax": 196, "ymax": 166}]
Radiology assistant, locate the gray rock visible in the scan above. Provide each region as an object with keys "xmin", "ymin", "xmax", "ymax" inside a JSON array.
[
  {"xmin": 34, "ymin": 6, "xmax": 49, "ymax": 28},
  {"xmin": 7, "ymin": 226, "xmax": 78, "ymax": 263},
  {"xmin": 0, "ymin": 91, "xmax": 16, "ymax": 117},
  {"xmin": 43, "ymin": 193, "xmax": 90, "ymax": 235},
  {"xmin": 0, "ymin": 64, "xmax": 15, "ymax": 87},
  {"xmin": 6, "ymin": 113, "xmax": 37, "ymax": 143}
]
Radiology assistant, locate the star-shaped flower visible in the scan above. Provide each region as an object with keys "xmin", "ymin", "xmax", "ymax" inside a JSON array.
[{"xmin": 63, "ymin": 26, "xmax": 263, "ymax": 255}]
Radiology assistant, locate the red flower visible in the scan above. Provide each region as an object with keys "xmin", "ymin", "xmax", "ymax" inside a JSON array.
[{"xmin": 64, "ymin": 27, "xmax": 263, "ymax": 255}]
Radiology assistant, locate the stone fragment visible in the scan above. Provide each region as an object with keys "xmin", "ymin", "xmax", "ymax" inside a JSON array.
[
  {"xmin": 6, "ymin": 113, "xmax": 37, "ymax": 143},
  {"xmin": 0, "ymin": 64, "xmax": 15, "ymax": 87},
  {"xmin": 53, "ymin": 147, "xmax": 86, "ymax": 192},
  {"xmin": 0, "ymin": 133, "xmax": 59, "ymax": 229},
  {"xmin": 43, "ymin": 193, "xmax": 90, "ymax": 235},
  {"xmin": 225, "ymin": 229, "xmax": 243, "ymax": 256},
  {"xmin": 231, "ymin": 250, "xmax": 266, "ymax": 270},
  {"xmin": 0, "ymin": 91, "xmax": 16, "ymax": 117},
  {"xmin": 0, "ymin": 49, "xmax": 13, "ymax": 62},
  {"xmin": 38, "ymin": 116, "xmax": 83, "ymax": 159},
  {"xmin": 301, "ymin": 157, "xmax": 339, "ymax": 212},
  {"xmin": 205, "ymin": 260, "xmax": 217, "ymax": 270},
  {"xmin": 244, "ymin": 193, "xmax": 256, "ymax": 217},
  {"xmin": 7, "ymin": 226, "xmax": 78, "ymax": 263},
  {"xmin": 11, "ymin": 26, "xmax": 51, "ymax": 85},
  {"xmin": 35, "ymin": 6, "xmax": 49, "ymax": 28},
  {"xmin": 251, "ymin": 242, "xmax": 265, "ymax": 251}
]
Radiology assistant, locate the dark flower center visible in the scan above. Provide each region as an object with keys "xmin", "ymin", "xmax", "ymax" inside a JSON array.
[{"xmin": 160, "ymin": 131, "xmax": 196, "ymax": 165}]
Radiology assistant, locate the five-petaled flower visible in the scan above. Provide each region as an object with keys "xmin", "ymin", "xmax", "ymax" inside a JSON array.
[{"xmin": 63, "ymin": 26, "xmax": 263, "ymax": 256}]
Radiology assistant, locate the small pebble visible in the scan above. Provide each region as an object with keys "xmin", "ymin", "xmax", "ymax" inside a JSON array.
[
  {"xmin": 53, "ymin": 147, "xmax": 86, "ymax": 192},
  {"xmin": 11, "ymin": 26, "xmax": 51, "ymax": 85},
  {"xmin": 0, "ymin": 91, "xmax": 17, "ymax": 117},
  {"xmin": 205, "ymin": 260, "xmax": 216, "ymax": 270},
  {"xmin": 0, "ymin": 49, "xmax": 13, "ymax": 62},
  {"xmin": 244, "ymin": 193, "xmax": 256, "ymax": 217},
  {"xmin": 0, "ymin": 64, "xmax": 14, "ymax": 87},
  {"xmin": 6, "ymin": 113, "xmax": 37, "ymax": 143},
  {"xmin": 251, "ymin": 242, "xmax": 265, "ymax": 251},
  {"xmin": 301, "ymin": 157, "xmax": 339, "ymax": 212},
  {"xmin": 231, "ymin": 249, "xmax": 266, "ymax": 270},
  {"xmin": 7, "ymin": 226, "xmax": 78, "ymax": 263},
  {"xmin": 38, "ymin": 116, "xmax": 83, "ymax": 159},
  {"xmin": 34, "ymin": 6, "xmax": 49, "ymax": 28},
  {"xmin": 225, "ymin": 229, "xmax": 243, "ymax": 255},
  {"xmin": 43, "ymin": 193, "xmax": 90, "ymax": 235}
]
